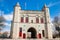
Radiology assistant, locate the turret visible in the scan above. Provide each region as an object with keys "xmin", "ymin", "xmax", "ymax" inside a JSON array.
[
  {"xmin": 42, "ymin": 4, "xmax": 53, "ymax": 39},
  {"xmin": 43, "ymin": 4, "xmax": 50, "ymax": 23},
  {"xmin": 14, "ymin": 2, "xmax": 21, "ymax": 22},
  {"xmin": 15, "ymin": 2, "xmax": 21, "ymax": 12},
  {"xmin": 10, "ymin": 2, "xmax": 21, "ymax": 39}
]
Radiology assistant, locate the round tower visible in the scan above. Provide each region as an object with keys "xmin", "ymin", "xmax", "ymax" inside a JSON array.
[
  {"xmin": 43, "ymin": 4, "xmax": 53, "ymax": 39},
  {"xmin": 10, "ymin": 2, "xmax": 21, "ymax": 39}
]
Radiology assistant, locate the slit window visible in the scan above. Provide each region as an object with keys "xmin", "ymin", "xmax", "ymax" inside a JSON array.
[
  {"xmin": 42, "ymin": 30, "xmax": 45, "ymax": 37},
  {"xmin": 19, "ymin": 27, "xmax": 22, "ymax": 37}
]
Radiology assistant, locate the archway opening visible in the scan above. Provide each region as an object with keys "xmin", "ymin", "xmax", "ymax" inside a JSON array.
[{"xmin": 27, "ymin": 27, "xmax": 37, "ymax": 38}]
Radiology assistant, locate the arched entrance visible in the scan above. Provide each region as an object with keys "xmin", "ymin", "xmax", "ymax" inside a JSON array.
[{"xmin": 27, "ymin": 27, "xmax": 37, "ymax": 38}]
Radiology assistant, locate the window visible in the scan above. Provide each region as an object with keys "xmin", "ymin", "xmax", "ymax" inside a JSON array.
[
  {"xmin": 20, "ymin": 28, "xmax": 22, "ymax": 32},
  {"xmin": 19, "ymin": 28, "xmax": 22, "ymax": 37},
  {"xmin": 21, "ymin": 17, "xmax": 24, "ymax": 23},
  {"xmin": 36, "ymin": 17, "xmax": 39, "ymax": 23},
  {"xmin": 25, "ymin": 17, "xmax": 28, "ymax": 23},
  {"xmin": 42, "ymin": 30, "xmax": 45, "ymax": 37},
  {"xmin": 41, "ymin": 18, "xmax": 44, "ymax": 23},
  {"xmin": 38, "ymin": 33, "xmax": 41, "ymax": 38},
  {"xmin": 31, "ymin": 20, "xmax": 33, "ymax": 23},
  {"xmin": 23, "ymin": 33, "xmax": 26, "ymax": 39}
]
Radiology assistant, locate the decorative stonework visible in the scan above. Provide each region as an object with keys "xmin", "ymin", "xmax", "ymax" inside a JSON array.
[{"xmin": 10, "ymin": 2, "xmax": 53, "ymax": 39}]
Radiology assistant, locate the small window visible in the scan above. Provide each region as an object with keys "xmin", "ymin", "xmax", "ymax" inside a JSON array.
[
  {"xmin": 20, "ymin": 28, "xmax": 22, "ymax": 32},
  {"xmin": 31, "ymin": 20, "xmax": 33, "ymax": 23}
]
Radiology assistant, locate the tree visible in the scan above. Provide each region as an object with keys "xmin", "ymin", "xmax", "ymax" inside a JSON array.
[
  {"xmin": 1, "ymin": 32, "xmax": 8, "ymax": 38},
  {"xmin": 53, "ymin": 16, "xmax": 60, "ymax": 37},
  {"xmin": 0, "ymin": 16, "xmax": 6, "ymax": 32}
]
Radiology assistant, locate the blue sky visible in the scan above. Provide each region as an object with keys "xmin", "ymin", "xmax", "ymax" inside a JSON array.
[{"xmin": 0, "ymin": 0, "xmax": 60, "ymax": 32}]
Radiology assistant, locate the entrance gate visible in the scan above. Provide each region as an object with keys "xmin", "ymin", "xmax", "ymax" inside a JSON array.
[{"xmin": 27, "ymin": 27, "xmax": 37, "ymax": 38}]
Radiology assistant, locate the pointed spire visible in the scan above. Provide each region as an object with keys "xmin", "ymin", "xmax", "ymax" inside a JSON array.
[
  {"xmin": 44, "ymin": 4, "xmax": 47, "ymax": 8},
  {"xmin": 15, "ymin": 2, "xmax": 21, "ymax": 9},
  {"xmin": 16, "ymin": 2, "xmax": 20, "ymax": 6},
  {"xmin": 42, "ymin": 4, "xmax": 48, "ymax": 11}
]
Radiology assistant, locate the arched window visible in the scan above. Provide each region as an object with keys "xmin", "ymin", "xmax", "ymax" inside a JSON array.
[
  {"xmin": 21, "ymin": 17, "xmax": 24, "ymax": 23},
  {"xmin": 19, "ymin": 27, "xmax": 22, "ymax": 37},
  {"xmin": 36, "ymin": 17, "xmax": 39, "ymax": 23},
  {"xmin": 41, "ymin": 18, "xmax": 44, "ymax": 23},
  {"xmin": 25, "ymin": 17, "xmax": 28, "ymax": 23}
]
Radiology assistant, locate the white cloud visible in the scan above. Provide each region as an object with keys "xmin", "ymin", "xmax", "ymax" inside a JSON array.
[
  {"xmin": 0, "ymin": 10, "xmax": 4, "ymax": 16},
  {"xmin": 47, "ymin": 1, "xmax": 60, "ymax": 7},
  {"xmin": 0, "ymin": 10, "xmax": 13, "ymax": 21},
  {"xmin": 50, "ymin": 17, "xmax": 56, "ymax": 33},
  {"xmin": 50, "ymin": 17, "xmax": 54, "ymax": 22},
  {"xmin": 4, "ymin": 22, "xmax": 11, "ymax": 27},
  {"xmin": 3, "ymin": 12, "xmax": 13, "ymax": 21},
  {"xmin": 0, "ymin": 10, "xmax": 13, "ymax": 27}
]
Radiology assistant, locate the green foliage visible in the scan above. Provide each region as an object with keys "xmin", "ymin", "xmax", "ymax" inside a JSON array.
[
  {"xmin": 0, "ymin": 16, "xmax": 6, "ymax": 32},
  {"xmin": 0, "ymin": 33, "xmax": 8, "ymax": 38},
  {"xmin": 53, "ymin": 16, "xmax": 60, "ymax": 38}
]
